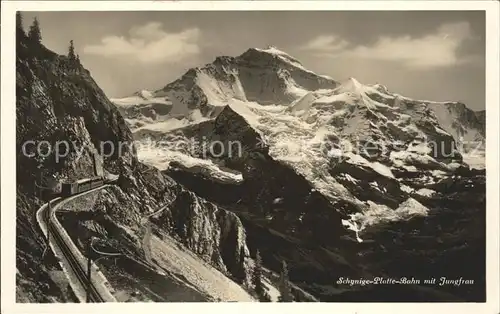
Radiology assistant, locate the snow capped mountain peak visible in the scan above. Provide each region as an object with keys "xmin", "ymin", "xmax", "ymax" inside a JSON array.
[
  {"xmin": 112, "ymin": 47, "xmax": 484, "ymax": 176},
  {"xmin": 123, "ymin": 47, "xmax": 338, "ymax": 117},
  {"xmin": 110, "ymin": 46, "xmax": 485, "ymax": 238},
  {"xmin": 253, "ymin": 45, "xmax": 304, "ymax": 66}
]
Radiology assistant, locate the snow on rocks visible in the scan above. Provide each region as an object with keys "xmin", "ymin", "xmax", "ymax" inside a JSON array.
[
  {"xmin": 346, "ymin": 198, "xmax": 430, "ymax": 235},
  {"xmin": 395, "ymin": 197, "xmax": 430, "ymax": 218},
  {"xmin": 111, "ymin": 46, "xmax": 483, "ymax": 232}
]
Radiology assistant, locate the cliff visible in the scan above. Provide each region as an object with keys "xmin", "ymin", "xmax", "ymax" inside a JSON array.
[{"xmin": 16, "ymin": 33, "xmax": 253, "ymax": 302}]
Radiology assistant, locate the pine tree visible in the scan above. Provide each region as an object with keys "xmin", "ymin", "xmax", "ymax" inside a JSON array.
[
  {"xmin": 16, "ymin": 11, "xmax": 25, "ymax": 38},
  {"xmin": 28, "ymin": 17, "xmax": 41, "ymax": 43},
  {"xmin": 278, "ymin": 260, "xmax": 293, "ymax": 302},
  {"xmin": 68, "ymin": 40, "xmax": 76, "ymax": 63},
  {"xmin": 76, "ymin": 54, "xmax": 81, "ymax": 64},
  {"xmin": 252, "ymin": 249, "xmax": 264, "ymax": 295},
  {"xmin": 236, "ymin": 246, "xmax": 247, "ymax": 283}
]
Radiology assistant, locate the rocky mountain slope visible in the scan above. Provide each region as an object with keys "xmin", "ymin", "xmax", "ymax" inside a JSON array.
[
  {"xmin": 113, "ymin": 47, "xmax": 485, "ymax": 157},
  {"xmin": 16, "ymin": 32, "xmax": 257, "ymax": 302},
  {"xmin": 111, "ymin": 46, "xmax": 486, "ymax": 301},
  {"xmin": 112, "ymin": 46, "xmax": 485, "ymax": 230}
]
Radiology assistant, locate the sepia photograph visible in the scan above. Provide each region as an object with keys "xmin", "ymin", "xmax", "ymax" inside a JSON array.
[{"xmin": 1, "ymin": 1, "xmax": 499, "ymax": 313}]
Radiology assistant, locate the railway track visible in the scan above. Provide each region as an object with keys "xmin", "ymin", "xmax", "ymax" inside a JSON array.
[{"xmin": 42, "ymin": 197, "xmax": 105, "ymax": 302}]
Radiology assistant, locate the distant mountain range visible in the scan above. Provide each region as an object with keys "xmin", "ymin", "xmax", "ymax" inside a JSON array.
[{"xmin": 111, "ymin": 46, "xmax": 485, "ymax": 231}]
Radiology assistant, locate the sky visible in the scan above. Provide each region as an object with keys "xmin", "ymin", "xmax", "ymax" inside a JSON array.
[{"xmin": 22, "ymin": 11, "xmax": 485, "ymax": 110}]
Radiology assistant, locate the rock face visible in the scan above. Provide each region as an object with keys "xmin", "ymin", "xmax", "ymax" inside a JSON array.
[
  {"xmin": 165, "ymin": 188, "xmax": 248, "ymax": 278},
  {"xmin": 16, "ymin": 34, "xmax": 253, "ymax": 302},
  {"xmin": 111, "ymin": 46, "xmax": 339, "ymax": 135},
  {"xmin": 426, "ymin": 102, "xmax": 485, "ymax": 151}
]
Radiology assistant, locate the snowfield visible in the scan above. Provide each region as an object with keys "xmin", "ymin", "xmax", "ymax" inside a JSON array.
[{"xmin": 111, "ymin": 46, "xmax": 484, "ymax": 233}]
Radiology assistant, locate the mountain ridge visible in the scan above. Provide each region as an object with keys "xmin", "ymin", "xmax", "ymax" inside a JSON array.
[{"xmin": 112, "ymin": 47, "xmax": 485, "ymax": 149}]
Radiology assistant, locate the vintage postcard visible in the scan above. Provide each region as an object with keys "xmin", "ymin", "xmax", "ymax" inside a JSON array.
[{"xmin": 1, "ymin": 1, "xmax": 499, "ymax": 314}]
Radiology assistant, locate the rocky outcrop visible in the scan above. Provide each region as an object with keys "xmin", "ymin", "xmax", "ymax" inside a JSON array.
[
  {"xmin": 157, "ymin": 187, "xmax": 249, "ymax": 279},
  {"xmin": 16, "ymin": 33, "xmax": 135, "ymax": 185},
  {"xmin": 236, "ymin": 47, "xmax": 338, "ymax": 89},
  {"xmin": 441, "ymin": 102, "xmax": 485, "ymax": 137},
  {"xmin": 118, "ymin": 47, "xmax": 340, "ymax": 126}
]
